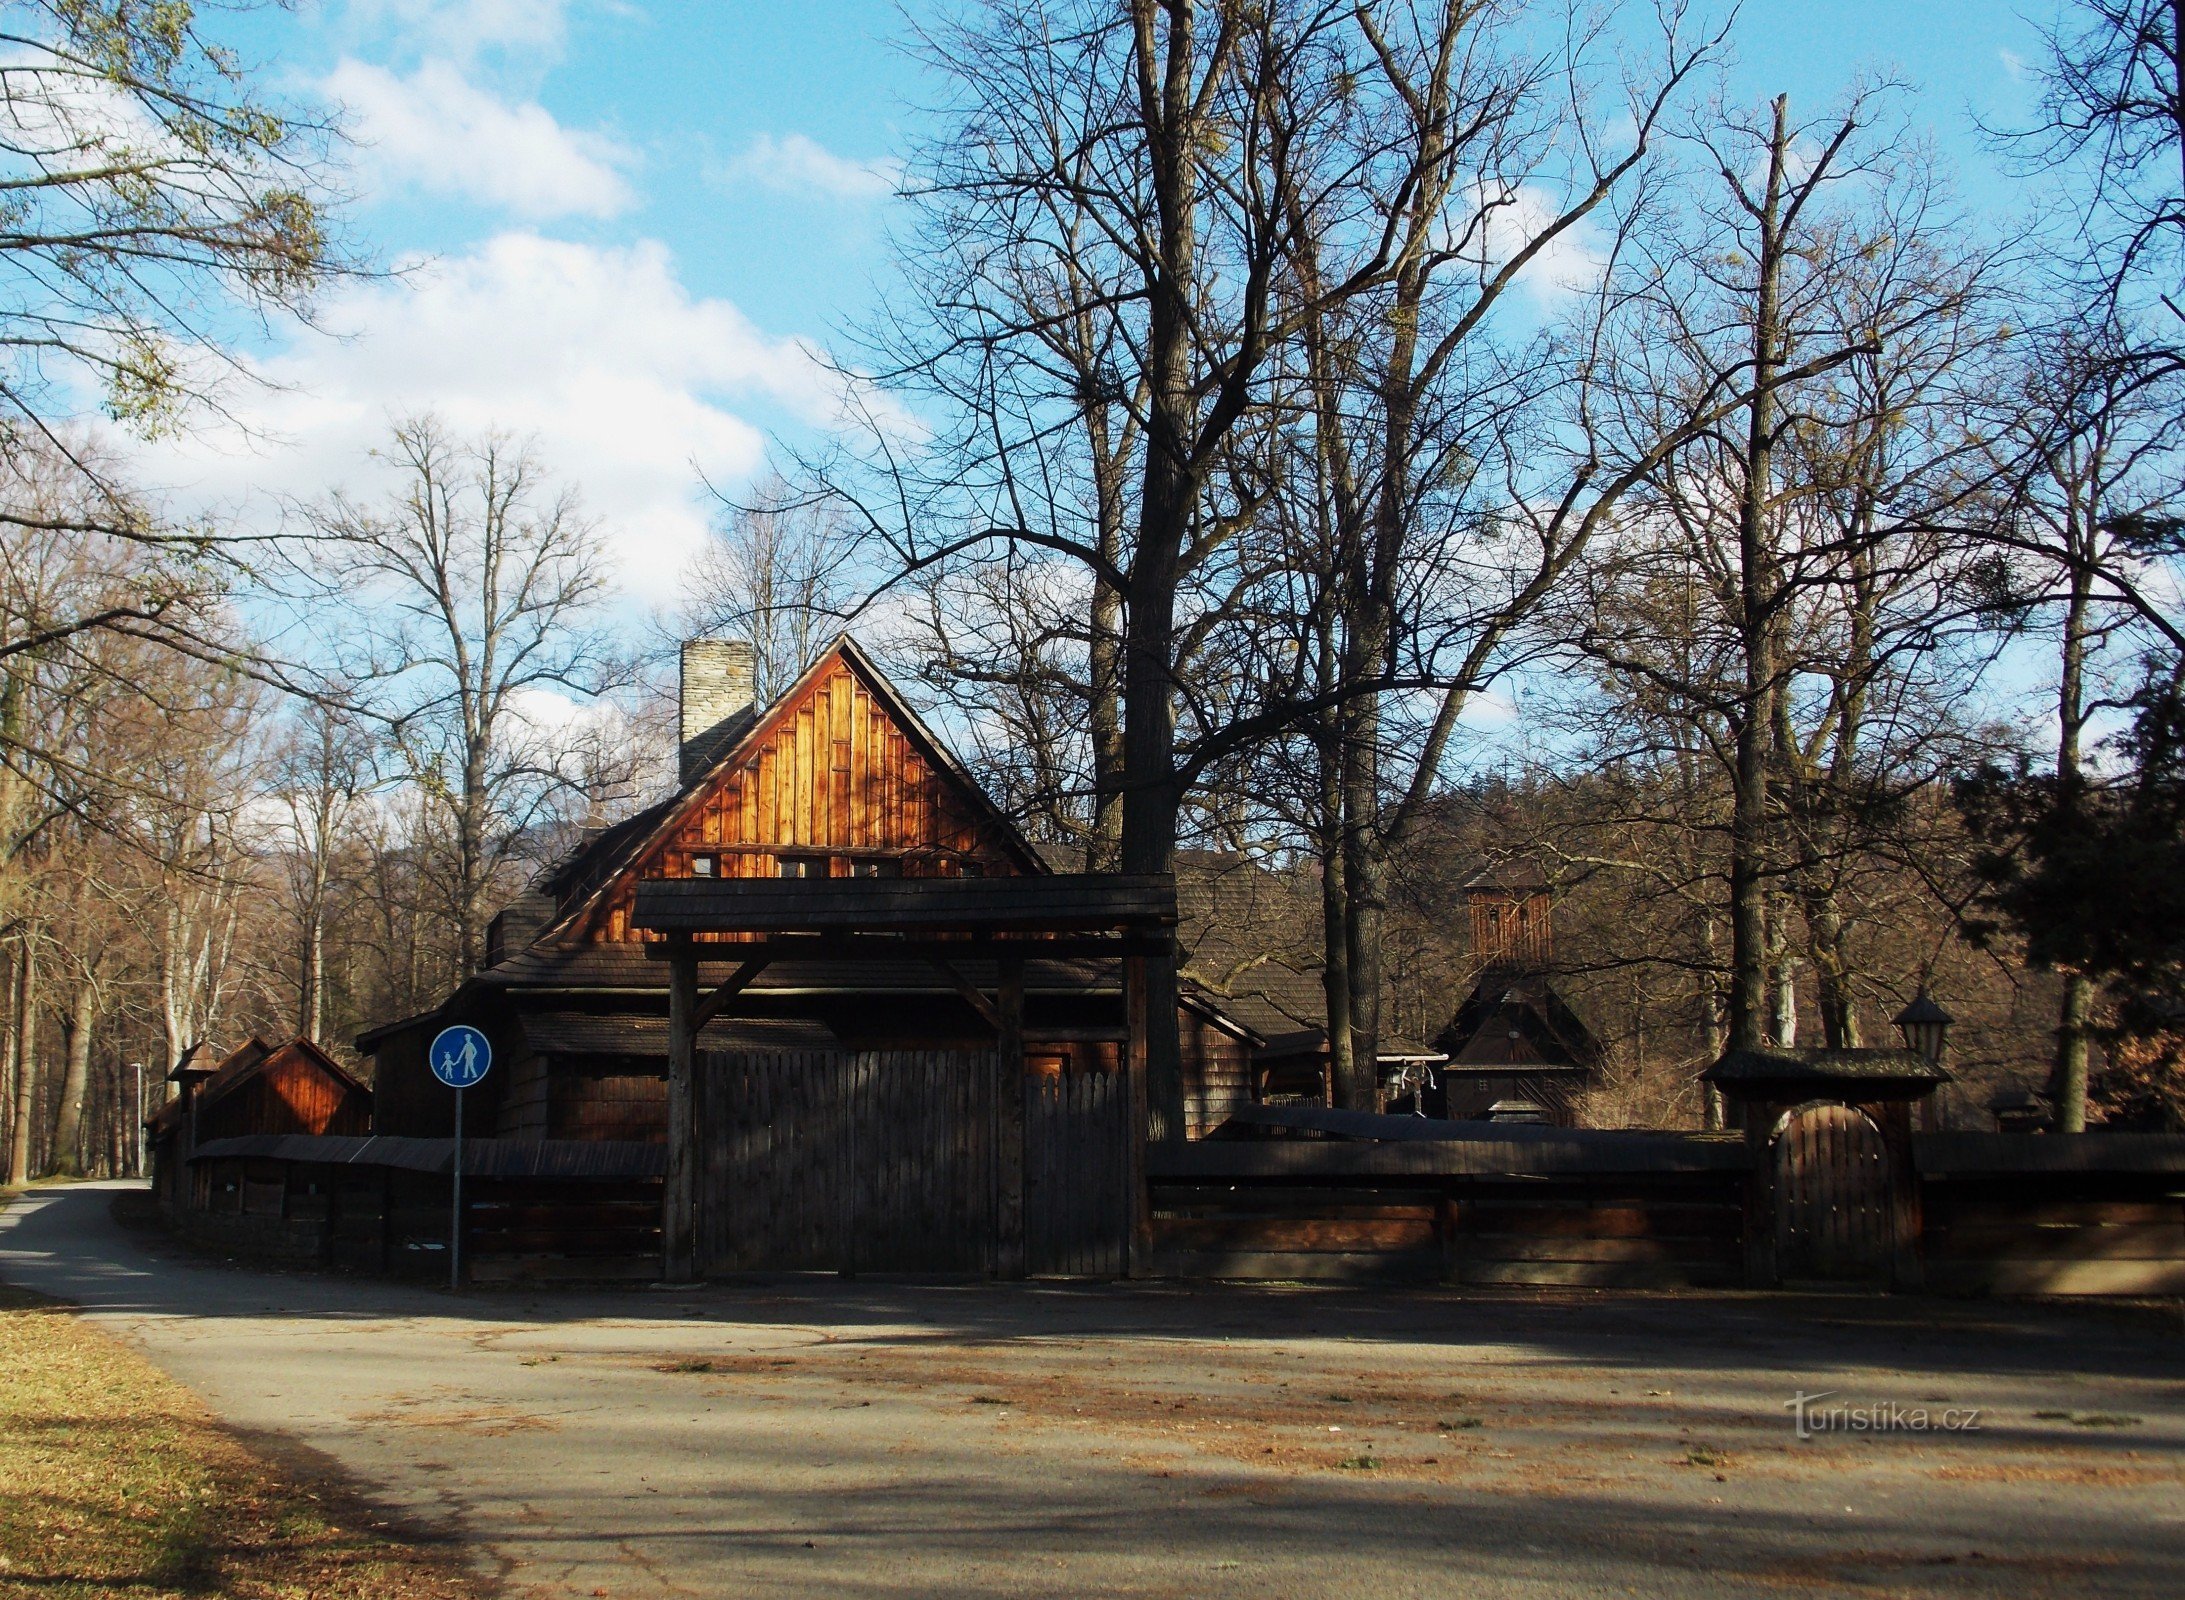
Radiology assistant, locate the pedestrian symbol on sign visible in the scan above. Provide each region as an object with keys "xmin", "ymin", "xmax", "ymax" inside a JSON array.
[{"xmin": 429, "ymin": 1024, "xmax": 492, "ymax": 1088}]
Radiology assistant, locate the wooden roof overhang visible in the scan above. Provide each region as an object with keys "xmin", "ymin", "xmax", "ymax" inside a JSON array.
[
  {"xmin": 1701, "ymin": 1046, "xmax": 1951, "ymax": 1101},
  {"xmin": 631, "ymin": 873, "xmax": 1179, "ymax": 959},
  {"xmin": 633, "ymin": 873, "xmax": 1179, "ymax": 1038}
]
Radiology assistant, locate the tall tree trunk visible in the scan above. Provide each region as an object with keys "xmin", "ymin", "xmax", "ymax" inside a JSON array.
[
  {"xmin": 1084, "ymin": 375, "xmax": 1131, "ymax": 873},
  {"xmin": 1317, "ymin": 711, "xmax": 1354, "ymax": 1111},
  {"xmin": 1728, "ymin": 97, "xmax": 1793, "ymax": 1053},
  {"xmin": 1118, "ymin": 0, "xmax": 1205, "ymax": 1142},
  {"xmin": 300, "ymin": 838, "xmax": 329, "ymax": 1042},
  {"xmin": 1764, "ymin": 895, "xmax": 1798, "ymax": 1049},
  {"xmin": 1087, "ymin": 574, "xmax": 1127, "ymax": 871},
  {"xmin": 7, "ymin": 934, "xmax": 36, "ymax": 1187},
  {"xmin": 52, "ymin": 979, "xmax": 95, "ymax": 1176},
  {"xmin": 457, "ymin": 746, "xmax": 490, "ymax": 979},
  {"xmin": 1337, "ymin": 708, "xmax": 1383, "ymax": 1109},
  {"xmin": 2053, "ymin": 557, "xmax": 2097, "ymax": 1130}
]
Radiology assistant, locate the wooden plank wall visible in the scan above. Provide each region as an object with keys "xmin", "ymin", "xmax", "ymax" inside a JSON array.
[
  {"xmin": 466, "ymin": 1178, "xmax": 663, "ymax": 1282},
  {"xmin": 1148, "ymin": 1173, "xmax": 1747, "ymax": 1286},
  {"xmin": 1921, "ymin": 1177, "xmax": 2185, "ymax": 1296},
  {"xmin": 1181, "ymin": 1014, "xmax": 1254, "ymax": 1140},
  {"xmin": 197, "ymin": 1056, "xmax": 370, "ymax": 1143},
  {"xmin": 1024, "ymin": 1070, "xmax": 1130, "ymax": 1276},
  {"xmin": 550, "ymin": 1066, "xmax": 666, "ymax": 1141}
]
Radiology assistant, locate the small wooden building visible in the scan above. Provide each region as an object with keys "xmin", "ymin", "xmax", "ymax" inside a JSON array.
[{"xmin": 148, "ymin": 1036, "xmax": 372, "ymax": 1210}]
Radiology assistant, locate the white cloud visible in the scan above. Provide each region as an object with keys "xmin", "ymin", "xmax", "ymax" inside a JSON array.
[
  {"xmin": 718, "ymin": 133, "xmax": 900, "ymax": 203},
  {"xmin": 1454, "ymin": 178, "xmax": 1611, "ymax": 305},
  {"xmin": 326, "ymin": 58, "xmax": 638, "ymax": 220},
  {"xmin": 131, "ymin": 232, "xmax": 841, "ymax": 604},
  {"xmin": 342, "ymin": 0, "xmax": 579, "ymax": 65}
]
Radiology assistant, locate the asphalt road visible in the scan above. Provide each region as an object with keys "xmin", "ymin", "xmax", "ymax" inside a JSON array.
[{"xmin": 3, "ymin": 1180, "xmax": 2182, "ymax": 1599}]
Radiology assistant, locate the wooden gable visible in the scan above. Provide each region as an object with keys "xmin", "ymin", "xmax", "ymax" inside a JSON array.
[
  {"xmin": 195, "ymin": 1036, "xmax": 373, "ymax": 1142},
  {"xmin": 578, "ymin": 642, "xmax": 1043, "ymax": 943}
]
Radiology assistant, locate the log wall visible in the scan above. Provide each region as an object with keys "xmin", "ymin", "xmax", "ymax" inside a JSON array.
[{"xmin": 1147, "ymin": 1165, "xmax": 1746, "ymax": 1287}]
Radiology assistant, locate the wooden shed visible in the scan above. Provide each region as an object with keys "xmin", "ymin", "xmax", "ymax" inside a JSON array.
[{"xmin": 149, "ymin": 1036, "xmax": 372, "ymax": 1212}]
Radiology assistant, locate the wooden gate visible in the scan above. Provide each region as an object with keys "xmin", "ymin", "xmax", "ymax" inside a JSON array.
[
  {"xmin": 1024, "ymin": 1069, "xmax": 1131, "ymax": 1276},
  {"xmin": 1773, "ymin": 1102, "xmax": 1892, "ymax": 1282},
  {"xmin": 697, "ymin": 1050, "xmax": 1000, "ymax": 1274},
  {"xmin": 696, "ymin": 1050, "xmax": 1133, "ymax": 1277}
]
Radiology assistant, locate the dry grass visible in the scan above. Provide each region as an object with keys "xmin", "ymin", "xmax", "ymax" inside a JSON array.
[{"xmin": 0, "ymin": 1284, "xmax": 493, "ymax": 1600}]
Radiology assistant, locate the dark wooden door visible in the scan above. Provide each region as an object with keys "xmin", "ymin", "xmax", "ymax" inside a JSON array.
[
  {"xmin": 697, "ymin": 1050, "xmax": 999, "ymax": 1274},
  {"xmin": 1024, "ymin": 1069, "xmax": 1130, "ymax": 1276},
  {"xmin": 1773, "ymin": 1103, "xmax": 1891, "ymax": 1282}
]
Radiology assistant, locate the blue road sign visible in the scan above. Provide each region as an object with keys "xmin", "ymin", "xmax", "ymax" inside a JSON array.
[{"xmin": 429, "ymin": 1025, "xmax": 493, "ymax": 1089}]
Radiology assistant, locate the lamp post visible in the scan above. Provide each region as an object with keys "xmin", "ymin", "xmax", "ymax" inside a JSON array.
[{"xmin": 1893, "ymin": 992, "xmax": 1954, "ymax": 1065}]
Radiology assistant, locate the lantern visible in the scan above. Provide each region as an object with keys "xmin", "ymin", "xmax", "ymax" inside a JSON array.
[{"xmin": 1893, "ymin": 992, "xmax": 1954, "ymax": 1064}]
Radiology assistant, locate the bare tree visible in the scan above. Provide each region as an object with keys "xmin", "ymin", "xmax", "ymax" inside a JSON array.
[
  {"xmin": 839, "ymin": 0, "xmax": 1733, "ymax": 1126},
  {"xmin": 310, "ymin": 417, "xmax": 620, "ymax": 978},
  {"xmin": 684, "ymin": 476, "xmax": 849, "ymax": 701},
  {"xmin": 1589, "ymin": 91, "xmax": 2006, "ymax": 1055},
  {"xmin": 275, "ymin": 700, "xmax": 370, "ymax": 1042},
  {"xmin": 2005, "ymin": 0, "xmax": 2185, "ymax": 327}
]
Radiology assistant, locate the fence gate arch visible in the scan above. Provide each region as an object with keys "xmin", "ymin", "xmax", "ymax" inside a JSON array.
[{"xmin": 1771, "ymin": 1101, "xmax": 1892, "ymax": 1283}]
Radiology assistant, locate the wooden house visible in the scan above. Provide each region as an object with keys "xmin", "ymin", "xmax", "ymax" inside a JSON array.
[{"xmin": 361, "ymin": 637, "xmax": 1259, "ymax": 1151}]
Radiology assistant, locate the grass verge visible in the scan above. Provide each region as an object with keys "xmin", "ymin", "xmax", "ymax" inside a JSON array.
[{"xmin": 0, "ymin": 1284, "xmax": 491, "ymax": 1599}]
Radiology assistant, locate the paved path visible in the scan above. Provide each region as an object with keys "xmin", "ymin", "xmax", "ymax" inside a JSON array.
[{"xmin": 3, "ymin": 1181, "xmax": 2182, "ymax": 1599}]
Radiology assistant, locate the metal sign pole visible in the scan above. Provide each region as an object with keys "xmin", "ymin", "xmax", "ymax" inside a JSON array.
[
  {"xmin": 428, "ymin": 1024, "xmax": 491, "ymax": 1292},
  {"xmin": 450, "ymin": 1084, "xmax": 465, "ymax": 1291}
]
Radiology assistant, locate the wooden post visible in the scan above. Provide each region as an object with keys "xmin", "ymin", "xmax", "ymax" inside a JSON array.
[
  {"xmin": 994, "ymin": 956, "xmax": 1026, "ymax": 1279},
  {"xmin": 665, "ymin": 937, "xmax": 698, "ymax": 1282},
  {"xmin": 1740, "ymin": 1098, "xmax": 1777, "ymax": 1289},
  {"xmin": 1881, "ymin": 1099, "xmax": 1924, "ymax": 1291},
  {"xmin": 1124, "ymin": 953, "xmax": 1151, "ymax": 1279},
  {"xmin": 378, "ymin": 1166, "xmax": 392, "ymax": 1275}
]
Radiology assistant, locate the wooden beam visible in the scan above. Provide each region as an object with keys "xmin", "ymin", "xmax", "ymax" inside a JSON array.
[
  {"xmin": 631, "ymin": 873, "xmax": 1179, "ymax": 934},
  {"xmin": 925, "ymin": 956, "xmax": 1001, "ymax": 1031},
  {"xmin": 692, "ymin": 956, "xmax": 773, "ymax": 1031},
  {"xmin": 664, "ymin": 939, "xmax": 697, "ymax": 1282},
  {"xmin": 643, "ymin": 933, "xmax": 1174, "ymax": 962},
  {"xmin": 1125, "ymin": 954, "xmax": 1149, "ymax": 1280}
]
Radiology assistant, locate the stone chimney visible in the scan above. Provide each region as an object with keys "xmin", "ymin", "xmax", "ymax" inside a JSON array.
[{"xmin": 679, "ymin": 638, "xmax": 757, "ymax": 785}]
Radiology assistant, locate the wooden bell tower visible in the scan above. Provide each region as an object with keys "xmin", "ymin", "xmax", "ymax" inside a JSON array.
[{"xmin": 1464, "ymin": 862, "xmax": 1552, "ymax": 972}]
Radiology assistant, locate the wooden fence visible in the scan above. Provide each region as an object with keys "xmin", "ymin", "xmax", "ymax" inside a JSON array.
[
  {"xmin": 1144, "ymin": 1125, "xmax": 2185, "ymax": 1294},
  {"xmin": 175, "ymin": 1113, "xmax": 2185, "ymax": 1297},
  {"xmin": 1915, "ymin": 1134, "xmax": 2185, "ymax": 1296},
  {"xmin": 1145, "ymin": 1135, "xmax": 1750, "ymax": 1287},
  {"xmin": 181, "ymin": 1140, "xmax": 664, "ymax": 1281}
]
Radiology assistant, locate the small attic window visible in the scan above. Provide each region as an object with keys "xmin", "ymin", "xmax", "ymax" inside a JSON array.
[
  {"xmin": 778, "ymin": 854, "xmax": 826, "ymax": 879},
  {"xmin": 690, "ymin": 854, "xmax": 717, "ymax": 878}
]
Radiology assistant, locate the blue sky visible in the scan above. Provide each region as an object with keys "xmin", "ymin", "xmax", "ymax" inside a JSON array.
[{"xmin": 141, "ymin": 2, "xmax": 2056, "ymax": 611}]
